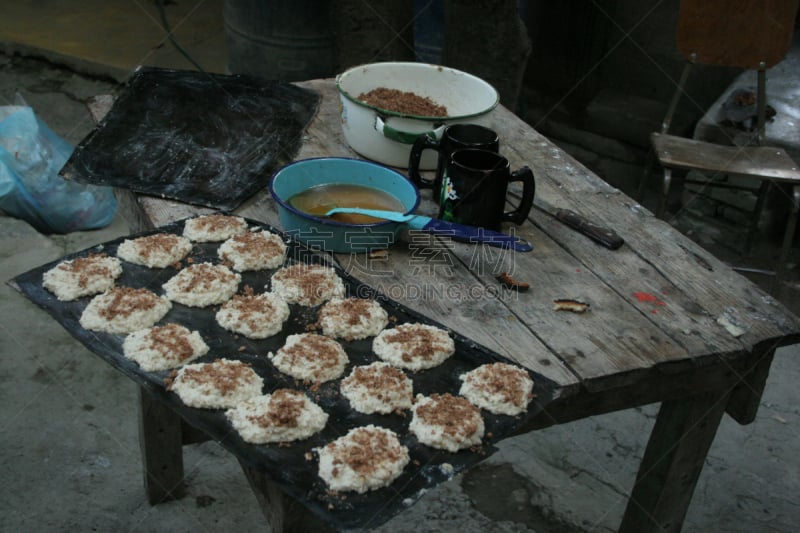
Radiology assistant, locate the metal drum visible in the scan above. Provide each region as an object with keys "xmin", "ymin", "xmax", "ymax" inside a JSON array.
[{"xmin": 223, "ymin": 0, "xmax": 335, "ymax": 81}]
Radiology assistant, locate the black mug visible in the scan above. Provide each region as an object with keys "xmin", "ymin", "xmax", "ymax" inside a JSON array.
[
  {"xmin": 408, "ymin": 123, "xmax": 500, "ymax": 196},
  {"xmin": 439, "ymin": 148, "xmax": 535, "ymax": 230}
]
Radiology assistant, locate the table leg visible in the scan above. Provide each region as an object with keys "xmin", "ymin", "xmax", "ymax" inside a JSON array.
[
  {"xmin": 238, "ymin": 459, "xmax": 333, "ymax": 533},
  {"xmin": 138, "ymin": 387, "xmax": 186, "ymax": 504},
  {"xmin": 725, "ymin": 348, "xmax": 774, "ymax": 425},
  {"xmin": 618, "ymin": 389, "xmax": 730, "ymax": 533}
]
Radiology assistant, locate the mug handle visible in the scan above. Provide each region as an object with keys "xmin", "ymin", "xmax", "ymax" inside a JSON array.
[
  {"xmin": 503, "ymin": 166, "xmax": 535, "ymax": 225},
  {"xmin": 407, "ymin": 133, "xmax": 441, "ymax": 189}
]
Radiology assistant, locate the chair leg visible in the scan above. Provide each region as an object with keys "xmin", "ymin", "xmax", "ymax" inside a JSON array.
[
  {"xmin": 776, "ymin": 184, "xmax": 800, "ymax": 285},
  {"xmin": 744, "ymin": 181, "xmax": 770, "ymax": 254},
  {"xmin": 656, "ymin": 167, "xmax": 672, "ymax": 219}
]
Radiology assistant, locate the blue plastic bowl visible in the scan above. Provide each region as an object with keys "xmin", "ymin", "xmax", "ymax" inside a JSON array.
[{"xmin": 269, "ymin": 157, "xmax": 420, "ymax": 252}]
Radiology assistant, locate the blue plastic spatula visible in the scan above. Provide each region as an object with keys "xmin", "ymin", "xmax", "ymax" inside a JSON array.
[{"xmin": 325, "ymin": 207, "xmax": 533, "ymax": 252}]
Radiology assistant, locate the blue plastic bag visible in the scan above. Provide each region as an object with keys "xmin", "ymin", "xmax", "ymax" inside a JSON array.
[{"xmin": 0, "ymin": 104, "xmax": 117, "ymax": 234}]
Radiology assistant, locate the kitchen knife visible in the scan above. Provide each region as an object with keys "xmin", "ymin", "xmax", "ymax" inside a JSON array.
[
  {"xmin": 555, "ymin": 208, "xmax": 625, "ymax": 249},
  {"xmin": 534, "ymin": 201, "xmax": 624, "ymax": 250}
]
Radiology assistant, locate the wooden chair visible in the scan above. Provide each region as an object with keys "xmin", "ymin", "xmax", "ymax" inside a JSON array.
[{"xmin": 643, "ymin": 0, "xmax": 800, "ymax": 282}]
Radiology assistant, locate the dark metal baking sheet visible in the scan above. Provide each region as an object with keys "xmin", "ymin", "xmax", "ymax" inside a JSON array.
[
  {"xmin": 12, "ymin": 217, "xmax": 558, "ymax": 530},
  {"xmin": 59, "ymin": 67, "xmax": 320, "ymax": 211}
]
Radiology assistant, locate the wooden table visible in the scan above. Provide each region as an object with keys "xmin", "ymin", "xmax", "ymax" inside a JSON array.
[{"xmin": 110, "ymin": 79, "xmax": 800, "ymax": 532}]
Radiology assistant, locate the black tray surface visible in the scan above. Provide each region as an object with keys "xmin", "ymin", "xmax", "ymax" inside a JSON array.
[
  {"xmin": 59, "ymin": 67, "xmax": 320, "ymax": 211},
  {"xmin": 12, "ymin": 217, "xmax": 557, "ymax": 530}
]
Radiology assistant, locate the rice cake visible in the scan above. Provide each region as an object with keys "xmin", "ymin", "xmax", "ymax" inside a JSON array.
[
  {"xmin": 316, "ymin": 425, "xmax": 409, "ymax": 494},
  {"xmin": 340, "ymin": 362, "xmax": 413, "ymax": 414},
  {"xmin": 268, "ymin": 333, "xmax": 348, "ymax": 383},
  {"xmin": 318, "ymin": 298, "xmax": 388, "ymax": 340},
  {"xmin": 459, "ymin": 362, "xmax": 534, "ymax": 416},
  {"xmin": 117, "ymin": 232, "xmax": 193, "ymax": 268},
  {"xmin": 372, "ymin": 323, "xmax": 455, "ymax": 371},
  {"xmin": 225, "ymin": 389, "xmax": 328, "ymax": 444},
  {"xmin": 42, "ymin": 253, "xmax": 122, "ymax": 301},
  {"xmin": 409, "ymin": 393, "xmax": 484, "ymax": 452},
  {"xmin": 162, "ymin": 262, "xmax": 241, "ymax": 307},
  {"xmin": 79, "ymin": 286, "xmax": 171, "ymax": 334},
  {"xmin": 216, "ymin": 290, "xmax": 290, "ymax": 339},
  {"xmin": 218, "ymin": 230, "xmax": 286, "ymax": 271},
  {"xmin": 123, "ymin": 323, "xmax": 209, "ymax": 371},
  {"xmin": 270, "ymin": 264, "xmax": 345, "ymax": 306},
  {"xmin": 183, "ymin": 213, "xmax": 248, "ymax": 242},
  {"xmin": 167, "ymin": 358, "xmax": 263, "ymax": 409}
]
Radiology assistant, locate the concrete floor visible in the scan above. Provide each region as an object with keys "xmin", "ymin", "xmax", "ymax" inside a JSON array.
[
  {"xmin": 1, "ymin": 4, "xmax": 799, "ymax": 532},
  {"xmin": 0, "ymin": 0, "xmax": 227, "ymax": 81}
]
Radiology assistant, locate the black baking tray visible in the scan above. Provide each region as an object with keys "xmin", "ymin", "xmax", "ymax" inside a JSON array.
[
  {"xmin": 59, "ymin": 67, "xmax": 320, "ymax": 211},
  {"xmin": 12, "ymin": 217, "xmax": 557, "ymax": 530}
]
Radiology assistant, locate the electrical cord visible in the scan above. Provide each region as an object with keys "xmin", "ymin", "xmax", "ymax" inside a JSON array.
[{"xmin": 155, "ymin": 0, "xmax": 206, "ymax": 72}]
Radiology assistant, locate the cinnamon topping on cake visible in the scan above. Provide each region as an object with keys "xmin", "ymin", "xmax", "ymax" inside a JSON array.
[
  {"xmin": 194, "ymin": 214, "xmax": 238, "ymax": 233},
  {"xmin": 332, "ymin": 427, "xmax": 401, "ymax": 475},
  {"xmin": 318, "ymin": 298, "xmax": 388, "ymax": 340},
  {"xmin": 79, "ymin": 286, "xmax": 171, "ymax": 334},
  {"xmin": 140, "ymin": 233, "xmax": 180, "ymax": 258},
  {"xmin": 409, "ymin": 393, "xmax": 485, "ymax": 452},
  {"xmin": 97, "ymin": 287, "xmax": 164, "ymax": 319},
  {"xmin": 270, "ymin": 264, "xmax": 345, "ymax": 306},
  {"xmin": 216, "ymin": 289, "xmax": 290, "ymax": 339},
  {"xmin": 162, "ymin": 262, "xmax": 241, "ymax": 307},
  {"xmin": 117, "ymin": 233, "xmax": 193, "ymax": 268},
  {"xmin": 183, "ymin": 213, "xmax": 248, "ymax": 242},
  {"xmin": 148, "ymin": 323, "xmax": 195, "ymax": 361},
  {"xmin": 316, "ymin": 425, "xmax": 409, "ymax": 493},
  {"xmin": 166, "ymin": 358, "xmax": 263, "ymax": 409},
  {"xmin": 373, "ymin": 323, "xmax": 455, "ymax": 370},
  {"xmin": 384, "ymin": 327, "xmax": 436, "ymax": 361},
  {"xmin": 249, "ymin": 389, "xmax": 305, "ymax": 428},
  {"xmin": 459, "ymin": 362, "xmax": 534, "ymax": 416},
  {"xmin": 218, "ymin": 230, "xmax": 286, "ymax": 271},
  {"xmin": 174, "ymin": 358, "xmax": 254, "ymax": 395},
  {"xmin": 43, "ymin": 253, "xmax": 123, "ymax": 301},
  {"xmin": 415, "ymin": 394, "xmax": 479, "ymax": 439},
  {"xmin": 350, "ymin": 364, "xmax": 406, "ymax": 392},
  {"xmin": 340, "ymin": 362, "xmax": 413, "ymax": 414},
  {"xmin": 123, "ymin": 323, "xmax": 209, "ymax": 371},
  {"xmin": 63, "ymin": 254, "xmax": 115, "ymax": 288},
  {"xmin": 182, "ymin": 263, "xmax": 237, "ymax": 292},
  {"xmin": 225, "ymin": 389, "xmax": 329, "ymax": 443},
  {"xmin": 281, "ymin": 334, "xmax": 342, "ymax": 370},
  {"xmin": 268, "ymin": 333, "xmax": 349, "ymax": 383}
]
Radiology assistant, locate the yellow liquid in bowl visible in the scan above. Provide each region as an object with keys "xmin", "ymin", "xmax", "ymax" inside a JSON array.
[{"xmin": 288, "ymin": 183, "xmax": 406, "ymax": 224}]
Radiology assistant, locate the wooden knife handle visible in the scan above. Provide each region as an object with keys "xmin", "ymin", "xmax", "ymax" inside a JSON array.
[{"xmin": 555, "ymin": 209, "xmax": 624, "ymax": 250}]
